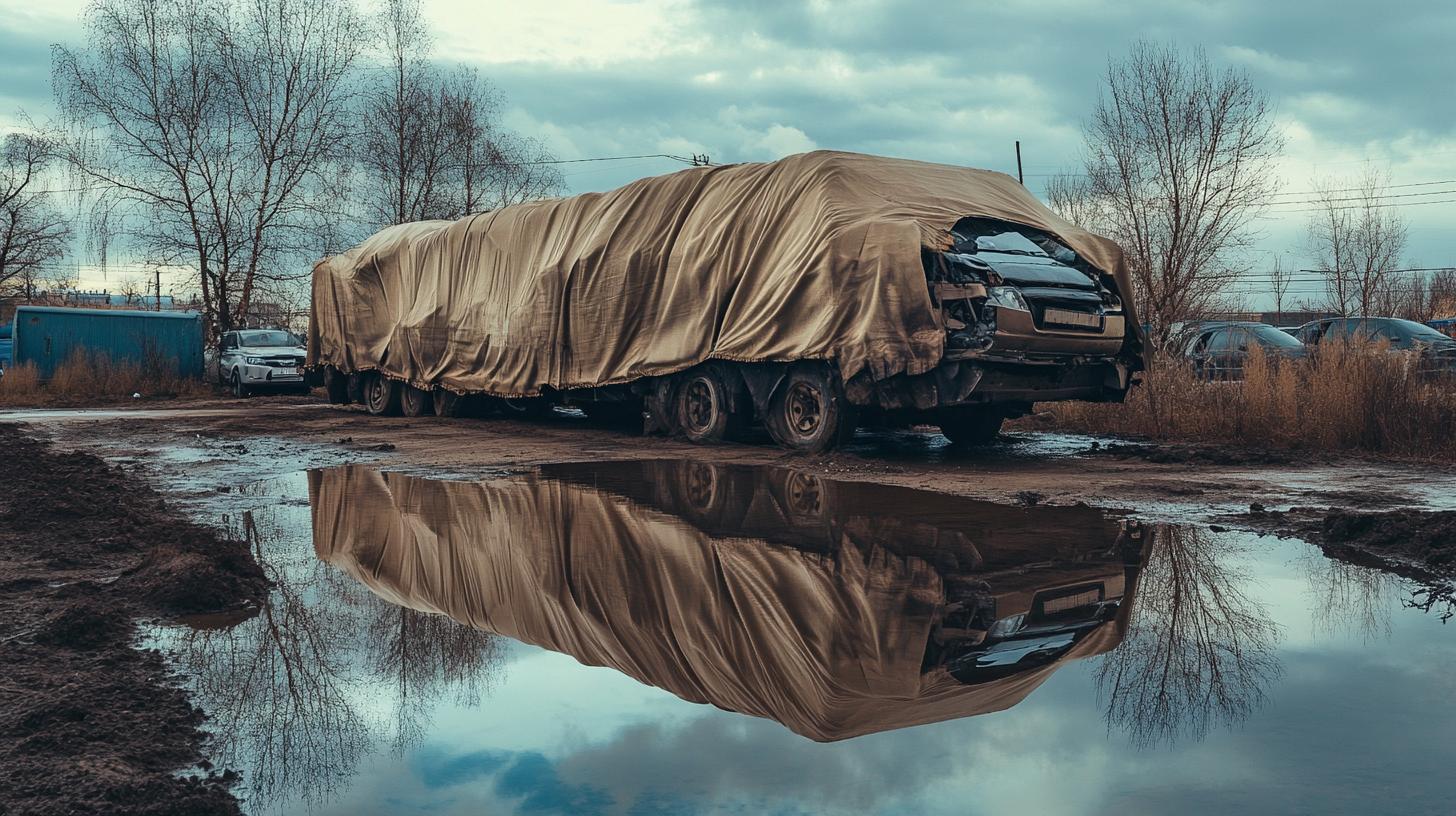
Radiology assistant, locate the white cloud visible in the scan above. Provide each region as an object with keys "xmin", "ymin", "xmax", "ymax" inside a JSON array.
[{"xmin": 749, "ymin": 124, "xmax": 816, "ymax": 158}]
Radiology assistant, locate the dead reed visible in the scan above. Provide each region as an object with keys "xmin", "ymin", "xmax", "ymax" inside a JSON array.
[
  {"xmin": 1041, "ymin": 341, "xmax": 1456, "ymax": 459},
  {"xmin": 0, "ymin": 349, "xmax": 210, "ymax": 407}
]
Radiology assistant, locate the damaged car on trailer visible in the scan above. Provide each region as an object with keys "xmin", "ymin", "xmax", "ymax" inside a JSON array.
[{"xmin": 309, "ymin": 151, "xmax": 1144, "ymax": 452}]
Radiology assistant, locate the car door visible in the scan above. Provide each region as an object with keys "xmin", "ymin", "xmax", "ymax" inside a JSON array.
[
  {"xmin": 1186, "ymin": 329, "xmax": 1216, "ymax": 378},
  {"xmin": 218, "ymin": 333, "xmax": 239, "ymax": 382},
  {"xmin": 1204, "ymin": 328, "xmax": 1242, "ymax": 379}
]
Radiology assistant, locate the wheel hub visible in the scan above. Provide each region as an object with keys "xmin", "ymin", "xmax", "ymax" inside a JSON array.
[
  {"xmin": 684, "ymin": 379, "xmax": 715, "ymax": 430},
  {"xmin": 785, "ymin": 382, "xmax": 823, "ymax": 435}
]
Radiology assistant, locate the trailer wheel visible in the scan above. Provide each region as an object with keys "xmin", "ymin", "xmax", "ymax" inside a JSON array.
[
  {"xmin": 323, "ymin": 367, "xmax": 349, "ymax": 404},
  {"xmin": 346, "ymin": 373, "xmax": 366, "ymax": 404},
  {"xmin": 676, "ymin": 369, "xmax": 742, "ymax": 443},
  {"xmin": 364, "ymin": 374, "xmax": 402, "ymax": 416},
  {"xmin": 765, "ymin": 363, "xmax": 856, "ymax": 453},
  {"xmin": 401, "ymin": 384, "xmax": 433, "ymax": 417},
  {"xmin": 937, "ymin": 406, "xmax": 1005, "ymax": 448},
  {"xmin": 433, "ymin": 389, "xmax": 464, "ymax": 417}
]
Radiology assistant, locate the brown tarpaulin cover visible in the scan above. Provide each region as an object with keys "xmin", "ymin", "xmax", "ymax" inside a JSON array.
[
  {"xmin": 310, "ymin": 466, "xmax": 1124, "ymax": 741},
  {"xmin": 308, "ymin": 151, "xmax": 1138, "ymax": 397}
]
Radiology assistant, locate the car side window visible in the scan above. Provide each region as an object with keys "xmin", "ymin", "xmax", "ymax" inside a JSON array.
[
  {"xmin": 1190, "ymin": 331, "xmax": 1214, "ymax": 354},
  {"xmin": 221, "ymin": 333, "xmax": 236, "ymax": 351},
  {"xmin": 1207, "ymin": 329, "xmax": 1237, "ymax": 352}
]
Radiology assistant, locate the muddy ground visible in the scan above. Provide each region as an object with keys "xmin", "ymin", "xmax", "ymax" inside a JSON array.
[
  {"xmin": 0, "ymin": 424, "xmax": 268, "ymax": 815},
  {"xmin": 3, "ymin": 396, "xmax": 1454, "ymax": 812}
]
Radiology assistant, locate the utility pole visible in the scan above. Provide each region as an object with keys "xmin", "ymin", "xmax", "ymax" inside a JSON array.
[
  {"xmin": 1015, "ymin": 141, "xmax": 1023, "ymax": 185},
  {"xmin": 154, "ymin": 268, "xmax": 162, "ymax": 311},
  {"xmin": 691, "ymin": 153, "xmax": 712, "ymax": 166}
]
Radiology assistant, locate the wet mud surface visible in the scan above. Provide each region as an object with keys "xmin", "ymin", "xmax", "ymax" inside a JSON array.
[
  {"xmin": 0, "ymin": 424, "xmax": 269, "ymax": 815},
  {"xmin": 5, "ymin": 402, "xmax": 1456, "ymax": 814}
]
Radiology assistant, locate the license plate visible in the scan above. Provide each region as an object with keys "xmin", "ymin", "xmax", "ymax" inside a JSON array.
[
  {"xmin": 1041, "ymin": 589, "xmax": 1102, "ymax": 615},
  {"xmin": 1043, "ymin": 308, "xmax": 1102, "ymax": 329}
]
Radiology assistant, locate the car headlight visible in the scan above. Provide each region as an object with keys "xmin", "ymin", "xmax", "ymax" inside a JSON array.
[
  {"xmin": 987, "ymin": 612, "xmax": 1026, "ymax": 639},
  {"xmin": 245, "ymin": 356, "xmax": 266, "ymax": 365},
  {"xmin": 986, "ymin": 286, "xmax": 1030, "ymax": 312}
]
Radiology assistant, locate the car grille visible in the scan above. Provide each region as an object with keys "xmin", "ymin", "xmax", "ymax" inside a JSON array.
[{"xmin": 259, "ymin": 357, "xmax": 303, "ymax": 368}]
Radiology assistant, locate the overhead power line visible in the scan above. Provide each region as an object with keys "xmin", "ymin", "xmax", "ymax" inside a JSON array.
[
  {"xmin": 521, "ymin": 153, "xmax": 712, "ymax": 166},
  {"xmin": 1267, "ymin": 188, "xmax": 1456, "ymax": 208},
  {"xmin": 1265, "ymin": 178, "xmax": 1456, "ymax": 198}
]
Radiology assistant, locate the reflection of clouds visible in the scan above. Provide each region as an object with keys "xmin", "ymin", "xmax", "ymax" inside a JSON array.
[{"xmin": 1094, "ymin": 526, "xmax": 1282, "ymax": 748}]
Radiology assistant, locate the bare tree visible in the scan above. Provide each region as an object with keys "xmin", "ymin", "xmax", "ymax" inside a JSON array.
[
  {"xmin": 1044, "ymin": 171, "xmax": 1107, "ymax": 234},
  {"xmin": 0, "ymin": 132, "xmax": 72, "ymax": 299},
  {"xmin": 53, "ymin": 0, "xmax": 363, "ymax": 341},
  {"xmin": 1268, "ymin": 256, "xmax": 1292, "ymax": 324},
  {"xmin": 361, "ymin": 2, "xmax": 562, "ymax": 227},
  {"xmin": 1306, "ymin": 165, "xmax": 1407, "ymax": 317},
  {"xmin": 1081, "ymin": 42, "xmax": 1283, "ymax": 347},
  {"xmin": 361, "ymin": 0, "xmax": 455, "ymax": 225},
  {"xmin": 116, "ymin": 274, "xmax": 148, "ymax": 306},
  {"xmin": 1428, "ymin": 269, "xmax": 1456, "ymax": 320},
  {"xmin": 441, "ymin": 68, "xmax": 563, "ymax": 215}
]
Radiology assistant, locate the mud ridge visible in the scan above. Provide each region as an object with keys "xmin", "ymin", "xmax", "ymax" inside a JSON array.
[{"xmin": 0, "ymin": 423, "xmax": 268, "ymax": 815}]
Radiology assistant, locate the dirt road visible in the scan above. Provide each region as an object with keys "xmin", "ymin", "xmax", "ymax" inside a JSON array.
[{"xmin": 11, "ymin": 398, "xmax": 1456, "ymax": 524}]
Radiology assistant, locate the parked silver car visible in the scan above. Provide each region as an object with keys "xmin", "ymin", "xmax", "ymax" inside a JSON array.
[{"xmin": 218, "ymin": 329, "xmax": 309, "ymax": 396}]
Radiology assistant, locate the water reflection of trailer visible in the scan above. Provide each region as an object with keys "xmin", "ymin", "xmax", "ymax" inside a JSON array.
[{"xmin": 312, "ymin": 463, "xmax": 1148, "ymax": 741}]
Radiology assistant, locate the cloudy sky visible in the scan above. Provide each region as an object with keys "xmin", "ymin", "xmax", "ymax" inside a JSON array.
[{"xmin": 2, "ymin": 0, "xmax": 1453, "ymax": 305}]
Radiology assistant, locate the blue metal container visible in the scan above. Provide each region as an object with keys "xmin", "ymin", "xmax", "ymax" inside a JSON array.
[{"xmin": 12, "ymin": 306, "xmax": 204, "ymax": 380}]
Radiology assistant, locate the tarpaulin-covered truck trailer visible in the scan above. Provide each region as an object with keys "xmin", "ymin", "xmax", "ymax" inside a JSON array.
[{"xmin": 309, "ymin": 151, "xmax": 1144, "ymax": 452}]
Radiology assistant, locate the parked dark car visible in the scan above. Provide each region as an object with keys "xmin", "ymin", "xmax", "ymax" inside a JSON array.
[
  {"xmin": 1176, "ymin": 320, "xmax": 1306, "ymax": 379},
  {"xmin": 1295, "ymin": 317, "xmax": 1456, "ymax": 375}
]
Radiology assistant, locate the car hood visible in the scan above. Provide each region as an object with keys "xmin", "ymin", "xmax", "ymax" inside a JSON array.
[
  {"xmin": 240, "ymin": 346, "xmax": 306, "ymax": 356},
  {"xmin": 975, "ymin": 252, "xmax": 1097, "ymax": 289}
]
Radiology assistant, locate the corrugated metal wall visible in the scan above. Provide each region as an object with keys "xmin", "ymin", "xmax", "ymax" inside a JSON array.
[{"xmin": 12, "ymin": 307, "xmax": 204, "ymax": 380}]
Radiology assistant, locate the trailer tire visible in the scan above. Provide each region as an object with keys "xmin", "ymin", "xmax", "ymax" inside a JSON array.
[
  {"xmin": 323, "ymin": 367, "xmax": 350, "ymax": 404},
  {"xmin": 764, "ymin": 363, "xmax": 856, "ymax": 453},
  {"xmin": 401, "ymin": 384, "xmax": 433, "ymax": 417},
  {"xmin": 433, "ymin": 389, "xmax": 464, "ymax": 417},
  {"xmin": 938, "ymin": 406, "xmax": 1005, "ymax": 448},
  {"xmin": 676, "ymin": 368, "xmax": 742, "ymax": 444},
  {"xmin": 346, "ymin": 373, "xmax": 366, "ymax": 404},
  {"xmin": 364, "ymin": 374, "xmax": 402, "ymax": 416}
]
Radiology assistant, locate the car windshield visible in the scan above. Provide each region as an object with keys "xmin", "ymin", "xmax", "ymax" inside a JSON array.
[
  {"xmin": 1390, "ymin": 320, "xmax": 1451, "ymax": 342},
  {"xmin": 1248, "ymin": 324, "xmax": 1304, "ymax": 348},
  {"xmin": 972, "ymin": 231, "xmax": 1049, "ymax": 256},
  {"xmin": 240, "ymin": 330, "xmax": 299, "ymax": 347}
]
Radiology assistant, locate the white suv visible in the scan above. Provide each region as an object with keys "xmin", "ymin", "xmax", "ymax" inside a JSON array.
[{"xmin": 219, "ymin": 329, "xmax": 309, "ymax": 396}]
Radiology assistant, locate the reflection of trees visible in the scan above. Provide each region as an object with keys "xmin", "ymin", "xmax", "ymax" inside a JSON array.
[
  {"xmin": 169, "ymin": 508, "xmax": 502, "ymax": 810},
  {"xmin": 1405, "ymin": 582, "xmax": 1455, "ymax": 623},
  {"xmin": 1095, "ymin": 525, "xmax": 1281, "ymax": 747},
  {"xmin": 1300, "ymin": 551, "xmax": 1397, "ymax": 641},
  {"xmin": 172, "ymin": 510, "xmax": 371, "ymax": 809},
  {"xmin": 368, "ymin": 603, "xmax": 502, "ymax": 751}
]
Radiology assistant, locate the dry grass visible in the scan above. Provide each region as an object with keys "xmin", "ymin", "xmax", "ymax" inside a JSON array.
[
  {"xmin": 1043, "ymin": 341, "xmax": 1456, "ymax": 459},
  {"xmin": 0, "ymin": 349, "xmax": 211, "ymax": 407}
]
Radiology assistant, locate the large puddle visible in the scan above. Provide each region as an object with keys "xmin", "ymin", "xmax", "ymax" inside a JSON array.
[{"xmin": 147, "ymin": 460, "xmax": 1456, "ymax": 815}]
